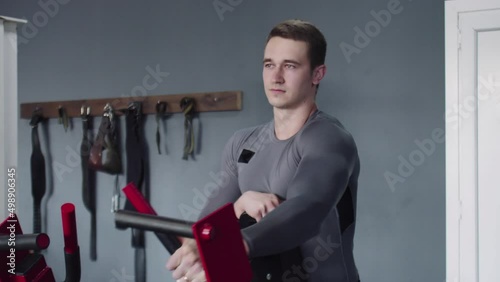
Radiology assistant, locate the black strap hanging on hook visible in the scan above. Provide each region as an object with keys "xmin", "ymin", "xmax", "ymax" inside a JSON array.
[
  {"xmin": 155, "ymin": 102, "xmax": 167, "ymax": 155},
  {"xmin": 58, "ymin": 106, "xmax": 69, "ymax": 132},
  {"xmin": 123, "ymin": 101, "xmax": 148, "ymax": 282},
  {"xmin": 80, "ymin": 105, "xmax": 97, "ymax": 261},
  {"xmin": 180, "ymin": 97, "xmax": 195, "ymax": 160},
  {"xmin": 29, "ymin": 108, "xmax": 46, "ymax": 234}
]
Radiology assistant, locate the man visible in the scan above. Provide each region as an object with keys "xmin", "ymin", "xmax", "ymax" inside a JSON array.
[{"xmin": 167, "ymin": 19, "xmax": 361, "ymax": 282}]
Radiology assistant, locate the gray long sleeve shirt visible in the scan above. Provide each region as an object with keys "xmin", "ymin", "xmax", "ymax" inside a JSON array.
[{"xmin": 199, "ymin": 110, "xmax": 361, "ymax": 282}]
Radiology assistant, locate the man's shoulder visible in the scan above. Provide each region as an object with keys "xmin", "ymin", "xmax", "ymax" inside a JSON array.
[
  {"xmin": 307, "ymin": 111, "xmax": 351, "ymax": 134},
  {"xmin": 299, "ymin": 110, "xmax": 357, "ymax": 148}
]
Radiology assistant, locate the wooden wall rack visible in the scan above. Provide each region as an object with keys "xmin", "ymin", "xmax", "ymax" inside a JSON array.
[{"xmin": 20, "ymin": 91, "xmax": 242, "ymax": 119}]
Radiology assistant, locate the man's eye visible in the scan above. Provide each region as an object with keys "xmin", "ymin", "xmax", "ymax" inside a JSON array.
[
  {"xmin": 285, "ymin": 64, "xmax": 296, "ymax": 69},
  {"xmin": 264, "ymin": 64, "xmax": 273, "ymax": 68}
]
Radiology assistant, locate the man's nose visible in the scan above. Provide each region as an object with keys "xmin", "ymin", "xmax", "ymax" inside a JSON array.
[{"xmin": 272, "ymin": 67, "xmax": 284, "ymax": 84}]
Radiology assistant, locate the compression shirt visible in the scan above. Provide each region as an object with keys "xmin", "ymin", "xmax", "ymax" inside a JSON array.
[{"xmin": 199, "ymin": 110, "xmax": 361, "ymax": 282}]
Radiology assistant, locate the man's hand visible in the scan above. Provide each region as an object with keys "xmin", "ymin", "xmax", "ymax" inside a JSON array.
[
  {"xmin": 234, "ymin": 191, "xmax": 282, "ymax": 221},
  {"xmin": 166, "ymin": 238, "xmax": 206, "ymax": 282}
]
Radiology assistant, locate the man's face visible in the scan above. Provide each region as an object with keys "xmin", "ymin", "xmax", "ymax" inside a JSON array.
[{"xmin": 262, "ymin": 37, "xmax": 318, "ymax": 110}]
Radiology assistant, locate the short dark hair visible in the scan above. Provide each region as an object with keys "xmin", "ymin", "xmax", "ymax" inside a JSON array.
[{"xmin": 266, "ymin": 19, "xmax": 327, "ymax": 71}]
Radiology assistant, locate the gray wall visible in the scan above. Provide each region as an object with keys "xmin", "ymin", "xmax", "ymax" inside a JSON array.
[{"xmin": 0, "ymin": 0, "xmax": 445, "ymax": 281}]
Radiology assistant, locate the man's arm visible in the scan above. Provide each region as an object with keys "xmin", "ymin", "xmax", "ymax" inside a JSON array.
[
  {"xmin": 197, "ymin": 133, "xmax": 242, "ymax": 219},
  {"xmin": 241, "ymin": 122, "xmax": 359, "ymax": 258},
  {"xmin": 234, "ymin": 191, "xmax": 282, "ymax": 220},
  {"xmin": 166, "ymin": 133, "xmax": 243, "ymax": 281}
]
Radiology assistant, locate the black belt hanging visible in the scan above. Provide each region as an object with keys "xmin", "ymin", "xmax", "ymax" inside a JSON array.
[
  {"xmin": 123, "ymin": 102, "xmax": 147, "ymax": 282},
  {"xmin": 30, "ymin": 110, "xmax": 46, "ymax": 234},
  {"xmin": 58, "ymin": 106, "xmax": 69, "ymax": 132},
  {"xmin": 155, "ymin": 101, "xmax": 167, "ymax": 155},
  {"xmin": 180, "ymin": 97, "xmax": 195, "ymax": 160},
  {"xmin": 81, "ymin": 106, "xmax": 97, "ymax": 261}
]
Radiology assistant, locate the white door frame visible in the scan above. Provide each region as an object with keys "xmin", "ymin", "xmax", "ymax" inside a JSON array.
[
  {"xmin": 0, "ymin": 16, "xmax": 26, "ymax": 220},
  {"xmin": 445, "ymin": 1, "xmax": 500, "ymax": 281}
]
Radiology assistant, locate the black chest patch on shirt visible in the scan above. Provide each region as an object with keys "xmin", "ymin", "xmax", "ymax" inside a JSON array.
[{"xmin": 238, "ymin": 149, "xmax": 255, "ymax": 163}]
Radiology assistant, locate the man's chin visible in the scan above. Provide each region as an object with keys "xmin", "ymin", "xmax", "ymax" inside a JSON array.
[
  {"xmin": 267, "ymin": 100, "xmax": 285, "ymax": 108},
  {"xmin": 266, "ymin": 96, "xmax": 285, "ymax": 107},
  {"xmin": 271, "ymin": 103, "xmax": 292, "ymax": 110}
]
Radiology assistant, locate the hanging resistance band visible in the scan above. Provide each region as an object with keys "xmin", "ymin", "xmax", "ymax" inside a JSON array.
[
  {"xmin": 123, "ymin": 102, "xmax": 148, "ymax": 282},
  {"xmin": 81, "ymin": 106, "xmax": 97, "ymax": 260},
  {"xmin": 30, "ymin": 110, "xmax": 46, "ymax": 234},
  {"xmin": 180, "ymin": 97, "xmax": 195, "ymax": 160}
]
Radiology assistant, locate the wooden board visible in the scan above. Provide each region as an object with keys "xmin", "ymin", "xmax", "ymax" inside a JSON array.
[{"xmin": 20, "ymin": 91, "xmax": 242, "ymax": 119}]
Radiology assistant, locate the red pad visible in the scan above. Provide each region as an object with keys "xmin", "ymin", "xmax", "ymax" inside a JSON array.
[
  {"xmin": 192, "ymin": 203, "xmax": 252, "ymax": 282},
  {"xmin": 122, "ymin": 182, "xmax": 252, "ymax": 282}
]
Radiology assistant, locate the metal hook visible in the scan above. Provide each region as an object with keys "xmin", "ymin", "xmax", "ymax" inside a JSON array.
[
  {"xmin": 103, "ymin": 103, "xmax": 114, "ymax": 120},
  {"xmin": 29, "ymin": 107, "xmax": 43, "ymax": 127},
  {"xmin": 156, "ymin": 101, "xmax": 167, "ymax": 116},
  {"xmin": 128, "ymin": 102, "xmax": 137, "ymax": 111},
  {"xmin": 81, "ymin": 105, "xmax": 91, "ymax": 120},
  {"xmin": 103, "ymin": 103, "xmax": 112, "ymax": 112},
  {"xmin": 127, "ymin": 101, "xmax": 142, "ymax": 119}
]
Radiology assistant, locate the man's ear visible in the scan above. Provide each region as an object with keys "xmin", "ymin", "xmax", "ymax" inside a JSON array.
[{"xmin": 312, "ymin": 65, "xmax": 326, "ymax": 86}]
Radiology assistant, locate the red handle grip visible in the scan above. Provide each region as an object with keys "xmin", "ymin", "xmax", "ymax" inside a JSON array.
[{"xmin": 61, "ymin": 203, "xmax": 78, "ymax": 254}]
